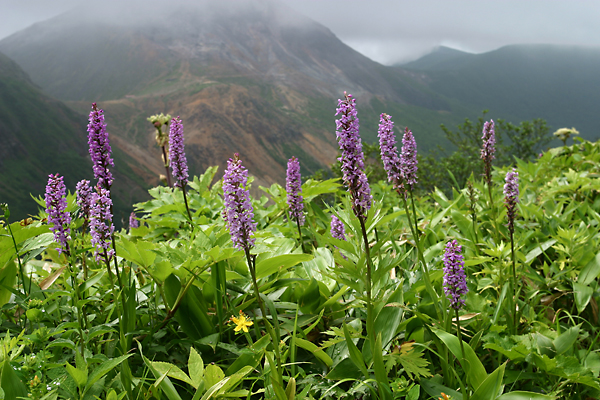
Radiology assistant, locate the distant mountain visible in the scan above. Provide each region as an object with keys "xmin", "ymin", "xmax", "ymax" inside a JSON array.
[
  {"xmin": 400, "ymin": 46, "xmax": 475, "ymax": 71},
  {"xmin": 402, "ymin": 44, "xmax": 600, "ymax": 140},
  {"xmin": 0, "ymin": 51, "xmax": 153, "ymax": 221},
  {"xmin": 0, "ymin": 0, "xmax": 469, "ymax": 197}
]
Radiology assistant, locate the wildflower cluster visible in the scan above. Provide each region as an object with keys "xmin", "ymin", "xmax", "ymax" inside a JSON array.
[
  {"xmin": 90, "ymin": 186, "xmax": 114, "ymax": 263},
  {"xmin": 443, "ymin": 240, "xmax": 468, "ymax": 310},
  {"xmin": 222, "ymin": 154, "xmax": 257, "ymax": 252},
  {"xmin": 87, "ymin": 103, "xmax": 114, "ymax": 189},
  {"xmin": 335, "ymin": 92, "xmax": 372, "ymax": 217},
  {"xmin": 481, "ymin": 120, "xmax": 495, "ymax": 183},
  {"xmin": 169, "ymin": 116, "xmax": 189, "ymax": 188},
  {"xmin": 330, "ymin": 215, "xmax": 346, "ymax": 241},
  {"xmin": 400, "ymin": 127, "xmax": 418, "ymax": 189},
  {"xmin": 44, "ymin": 174, "xmax": 71, "ymax": 254},
  {"xmin": 76, "ymin": 179, "xmax": 93, "ymax": 221},
  {"xmin": 504, "ymin": 168, "xmax": 519, "ymax": 234},
  {"xmin": 377, "ymin": 113, "xmax": 402, "ymax": 186},
  {"xmin": 286, "ymin": 156, "xmax": 304, "ymax": 225}
]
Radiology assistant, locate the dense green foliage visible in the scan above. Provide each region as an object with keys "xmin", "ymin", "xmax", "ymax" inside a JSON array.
[{"xmin": 2, "ymin": 133, "xmax": 600, "ymax": 399}]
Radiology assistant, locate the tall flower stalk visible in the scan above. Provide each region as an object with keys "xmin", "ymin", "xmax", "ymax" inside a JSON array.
[
  {"xmin": 286, "ymin": 156, "xmax": 306, "ymax": 252},
  {"xmin": 87, "ymin": 103, "xmax": 114, "ymax": 191},
  {"xmin": 443, "ymin": 240, "xmax": 469, "ymax": 400},
  {"xmin": 46, "ymin": 174, "xmax": 86, "ymax": 352},
  {"xmin": 335, "ymin": 93, "xmax": 375, "ymax": 348},
  {"xmin": 90, "ymin": 186, "xmax": 116, "ymax": 284},
  {"xmin": 222, "ymin": 154, "xmax": 283, "ymax": 391},
  {"xmin": 45, "ymin": 174, "xmax": 72, "ymax": 256},
  {"xmin": 504, "ymin": 168, "xmax": 520, "ymax": 332},
  {"xmin": 169, "ymin": 116, "xmax": 192, "ymax": 221},
  {"xmin": 76, "ymin": 179, "xmax": 93, "ymax": 279},
  {"xmin": 481, "ymin": 120, "xmax": 499, "ymax": 241},
  {"xmin": 330, "ymin": 215, "xmax": 347, "ymax": 259},
  {"xmin": 378, "ymin": 114, "xmax": 441, "ymax": 319}
]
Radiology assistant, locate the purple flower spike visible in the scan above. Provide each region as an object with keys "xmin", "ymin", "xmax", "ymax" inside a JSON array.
[
  {"xmin": 90, "ymin": 186, "xmax": 115, "ymax": 263},
  {"xmin": 443, "ymin": 240, "xmax": 468, "ymax": 310},
  {"xmin": 45, "ymin": 174, "xmax": 71, "ymax": 254},
  {"xmin": 335, "ymin": 92, "xmax": 372, "ymax": 217},
  {"xmin": 504, "ymin": 168, "xmax": 519, "ymax": 234},
  {"xmin": 377, "ymin": 113, "xmax": 402, "ymax": 187},
  {"xmin": 286, "ymin": 156, "xmax": 305, "ymax": 225},
  {"xmin": 330, "ymin": 215, "xmax": 346, "ymax": 241},
  {"xmin": 222, "ymin": 154, "xmax": 257, "ymax": 252},
  {"xmin": 400, "ymin": 127, "xmax": 418, "ymax": 189},
  {"xmin": 481, "ymin": 120, "xmax": 496, "ymax": 183},
  {"xmin": 169, "ymin": 116, "xmax": 189, "ymax": 188},
  {"xmin": 87, "ymin": 103, "xmax": 114, "ymax": 189},
  {"xmin": 129, "ymin": 212, "xmax": 139, "ymax": 229},
  {"xmin": 76, "ymin": 179, "xmax": 93, "ymax": 221}
]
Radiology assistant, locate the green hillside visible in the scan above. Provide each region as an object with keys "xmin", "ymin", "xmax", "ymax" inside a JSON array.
[
  {"xmin": 403, "ymin": 45, "xmax": 600, "ymax": 140},
  {"xmin": 0, "ymin": 51, "xmax": 150, "ymax": 222}
]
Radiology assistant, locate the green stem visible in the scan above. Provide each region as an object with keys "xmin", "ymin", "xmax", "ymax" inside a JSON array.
[
  {"xmin": 510, "ymin": 229, "xmax": 518, "ymax": 334},
  {"xmin": 161, "ymin": 145, "xmax": 173, "ymax": 188},
  {"xmin": 182, "ymin": 185, "xmax": 193, "ymax": 222},
  {"xmin": 456, "ymin": 309, "xmax": 470, "ymax": 400},
  {"xmin": 244, "ymin": 249, "xmax": 283, "ymax": 382},
  {"xmin": 400, "ymin": 189, "xmax": 441, "ymax": 321},
  {"xmin": 6, "ymin": 222, "xmax": 27, "ymax": 296},
  {"xmin": 295, "ymin": 216, "xmax": 307, "ymax": 253},
  {"xmin": 357, "ymin": 215, "xmax": 374, "ymax": 355}
]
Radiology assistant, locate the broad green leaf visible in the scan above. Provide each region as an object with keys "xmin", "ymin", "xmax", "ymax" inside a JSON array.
[
  {"xmin": 294, "ymin": 338, "xmax": 333, "ymax": 367},
  {"xmin": 470, "ymin": 363, "xmax": 505, "ymax": 400},
  {"xmin": 0, "ymin": 359, "xmax": 28, "ymax": 400},
  {"xmin": 573, "ymin": 282, "xmax": 593, "ymax": 313},
  {"xmin": 285, "ymin": 377, "xmax": 296, "ymax": 400},
  {"xmin": 204, "ymin": 364, "xmax": 225, "ymax": 389},
  {"xmin": 117, "ymin": 238, "xmax": 157, "ymax": 268},
  {"xmin": 580, "ymin": 251, "xmax": 600, "ymax": 285},
  {"xmin": 0, "ymin": 263, "xmax": 16, "ymax": 308},
  {"xmin": 189, "ymin": 347, "xmax": 204, "ymax": 389},
  {"xmin": 431, "ymin": 328, "xmax": 487, "ymax": 390},
  {"xmin": 525, "ymin": 239, "xmax": 557, "ymax": 264},
  {"xmin": 553, "ymin": 325, "xmax": 580, "ymax": 355},
  {"xmin": 255, "ymin": 254, "xmax": 313, "ymax": 280},
  {"xmin": 66, "ymin": 363, "xmax": 88, "ymax": 389},
  {"xmin": 85, "ymin": 354, "xmax": 132, "ymax": 391},
  {"xmin": 149, "ymin": 361, "xmax": 193, "ymax": 386},
  {"xmin": 497, "ymin": 392, "xmax": 556, "ymax": 400}
]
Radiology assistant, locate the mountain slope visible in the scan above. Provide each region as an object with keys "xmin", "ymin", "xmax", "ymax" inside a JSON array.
[
  {"xmin": 0, "ymin": 0, "xmax": 465, "ymax": 195},
  {"xmin": 402, "ymin": 44, "xmax": 600, "ymax": 140},
  {"xmin": 0, "ymin": 51, "xmax": 154, "ymax": 221}
]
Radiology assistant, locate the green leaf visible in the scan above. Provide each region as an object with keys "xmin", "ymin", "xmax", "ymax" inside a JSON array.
[
  {"xmin": 188, "ymin": 347, "xmax": 204, "ymax": 389},
  {"xmin": 373, "ymin": 333, "xmax": 392, "ymax": 400},
  {"xmin": 204, "ymin": 364, "xmax": 225, "ymax": 389},
  {"xmin": 525, "ymin": 239, "xmax": 557, "ymax": 264},
  {"xmin": 497, "ymin": 392, "xmax": 556, "ymax": 400},
  {"xmin": 580, "ymin": 251, "xmax": 600, "ymax": 285},
  {"xmin": 255, "ymin": 254, "xmax": 313, "ymax": 280},
  {"xmin": 149, "ymin": 361, "xmax": 193, "ymax": 386},
  {"xmin": 200, "ymin": 366, "xmax": 252, "ymax": 400},
  {"xmin": 343, "ymin": 323, "xmax": 368, "ymax": 379},
  {"xmin": 85, "ymin": 354, "xmax": 132, "ymax": 392},
  {"xmin": 431, "ymin": 328, "xmax": 487, "ymax": 390},
  {"xmin": 117, "ymin": 238, "xmax": 157, "ymax": 268},
  {"xmin": 0, "ymin": 359, "xmax": 28, "ymax": 400},
  {"xmin": 396, "ymin": 343, "xmax": 431, "ymax": 379},
  {"xmin": 470, "ymin": 363, "xmax": 505, "ymax": 400},
  {"xmin": 285, "ymin": 377, "xmax": 296, "ymax": 400},
  {"xmin": 66, "ymin": 363, "xmax": 87, "ymax": 389},
  {"xmin": 294, "ymin": 338, "xmax": 333, "ymax": 367},
  {"xmin": 553, "ymin": 325, "xmax": 580, "ymax": 355},
  {"xmin": 0, "ymin": 263, "xmax": 16, "ymax": 308},
  {"xmin": 573, "ymin": 282, "xmax": 594, "ymax": 313}
]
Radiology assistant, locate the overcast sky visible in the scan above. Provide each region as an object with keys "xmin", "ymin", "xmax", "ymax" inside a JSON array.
[{"xmin": 1, "ymin": 0, "xmax": 599, "ymax": 65}]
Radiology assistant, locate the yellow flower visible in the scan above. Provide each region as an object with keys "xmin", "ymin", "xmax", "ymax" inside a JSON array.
[{"xmin": 231, "ymin": 310, "xmax": 253, "ymax": 333}]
